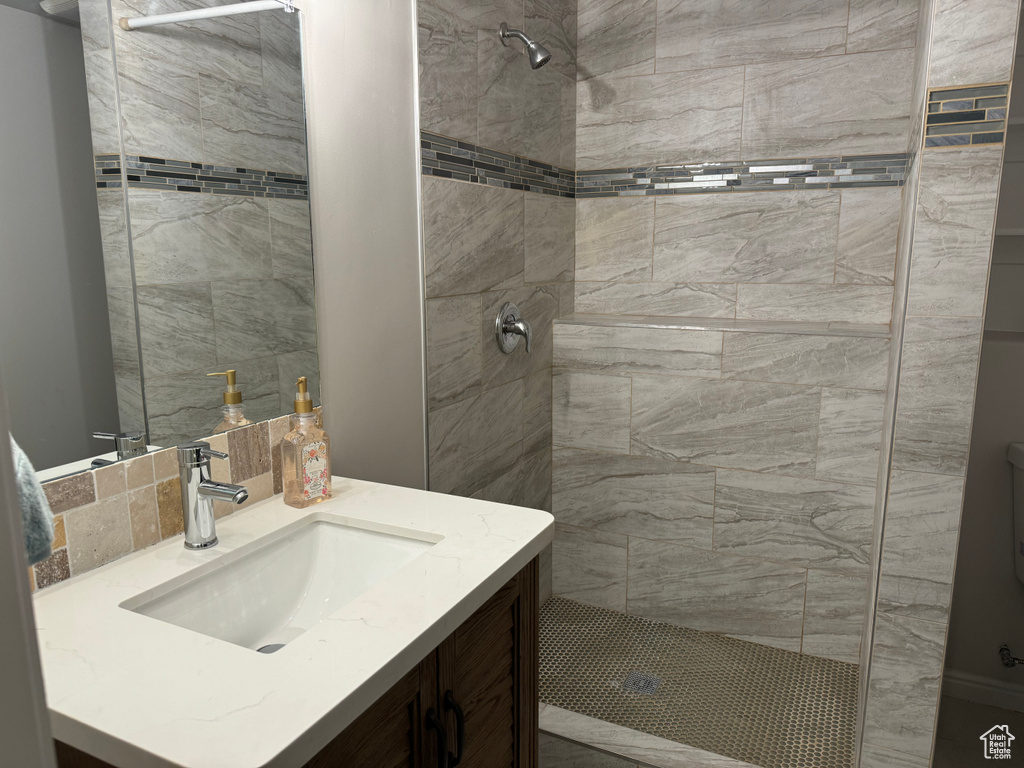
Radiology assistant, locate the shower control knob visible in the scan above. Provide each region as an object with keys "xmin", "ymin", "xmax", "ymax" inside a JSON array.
[{"xmin": 495, "ymin": 302, "xmax": 532, "ymax": 355}]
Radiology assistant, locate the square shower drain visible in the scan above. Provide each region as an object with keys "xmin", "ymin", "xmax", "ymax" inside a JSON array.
[{"xmin": 623, "ymin": 671, "xmax": 661, "ymax": 695}]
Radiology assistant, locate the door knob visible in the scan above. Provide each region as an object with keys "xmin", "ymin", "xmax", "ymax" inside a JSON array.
[{"xmin": 494, "ymin": 302, "xmax": 532, "ymax": 354}]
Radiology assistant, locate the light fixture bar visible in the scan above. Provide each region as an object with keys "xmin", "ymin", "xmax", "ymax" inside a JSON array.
[{"xmin": 118, "ymin": 0, "xmax": 292, "ymax": 31}]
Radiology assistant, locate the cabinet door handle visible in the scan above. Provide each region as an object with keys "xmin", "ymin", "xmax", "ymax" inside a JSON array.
[
  {"xmin": 443, "ymin": 690, "xmax": 466, "ymax": 767},
  {"xmin": 426, "ymin": 708, "xmax": 449, "ymax": 768}
]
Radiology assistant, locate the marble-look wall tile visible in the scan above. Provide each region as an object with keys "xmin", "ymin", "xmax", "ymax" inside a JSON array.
[
  {"xmin": 552, "ymin": 371, "xmax": 631, "ymax": 453},
  {"xmin": 429, "ymin": 378, "xmax": 524, "ymax": 496},
  {"xmin": 846, "ymin": 0, "xmax": 919, "ymax": 53},
  {"xmin": 520, "ymin": 60, "xmax": 567, "ymax": 166},
  {"xmin": 199, "ymin": 75, "xmax": 306, "ymax": 175},
  {"xmin": 145, "ymin": 357, "xmax": 281, "ymax": 447},
  {"xmin": 115, "ymin": 376, "xmax": 146, "ymax": 434},
  {"xmin": 801, "ymin": 570, "xmax": 868, "ymax": 663},
  {"xmin": 836, "ymin": 188, "xmax": 901, "ymax": 286},
  {"xmin": 525, "ymin": 194, "xmax": 575, "ymax": 285},
  {"xmin": 655, "ymin": 0, "xmax": 847, "ymax": 74},
  {"xmin": 653, "ymin": 192, "xmax": 840, "ymax": 284},
  {"xmin": 524, "ymin": 367, "xmax": 553, "ymax": 456},
  {"xmin": 211, "ymin": 278, "xmax": 317, "ymax": 360},
  {"xmin": 112, "ymin": 0, "xmax": 264, "ymax": 87},
  {"xmin": 422, "ymin": 177, "xmax": 524, "ymax": 298},
  {"xmin": 892, "ymin": 316, "xmax": 982, "ymax": 475},
  {"xmin": 907, "ymin": 146, "xmax": 1002, "ymax": 318},
  {"xmin": 552, "ymin": 447, "xmax": 715, "ymax": 546},
  {"xmin": 539, "ymin": 733, "xmax": 638, "ymax": 768},
  {"xmin": 877, "ymin": 470, "xmax": 964, "ymax": 622},
  {"xmin": 426, "ymin": 0, "xmax": 522, "ymax": 34},
  {"xmin": 136, "ymin": 283, "xmax": 218, "ymax": 377},
  {"xmin": 82, "ymin": 47, "xmax": 120, "ymax": 154},
  {"xmin": 128, "ymin": 190, "xmax": 272, "ymax": 286},
  {"xmin": 418, "ymin": 2, "xmax": 478, "ymax": 141},
  {"xmin": 859, "ymin": 743, "xmax": 930, "ymax": 768},
  {"xmin": 742, "ymin": 49, "xmax": 915, "ymax": 158},
  {"xmin": 269, "ymin": 198, "xmax": 313, "ymax": 279},
  {"xmin": 473, "ymin": 446, "xmax": 552, "ymax": 511},
  {"xmin": 276, "ymin": 349, "xmax": 320, "ymax": 408},
  {"xmin": 627, "ymin": 537, "xmax": 807, "ymax": 651},
  {"xmin": 65, "ymin": 495, "xmax": 133, "ymax": 575},
  {"xmin": 115, "ymin": 51, "xmax": 204, "ymax": 161},
  {"xmin": 554, "ymin": 324, "xmax": 722, "ymax": 377},
  {"xmin": 631, "ymin": 376, "xmax": 821, "ymax": 476},
  {"xmin": 721, "ymin": 333, "xmax": 889, "ymax": 390},
  {"xmin": 526, "ymin": 0, "xmax": 577, "ymax": 81},
  {"xmin": 736, "ymin": 284, "xmax": 894, "ymax": 325},
  {"xmin": 481, "ymin": 285, "xmax": 559, "ymax": 389},
  {"xmin": 816, "ymin": 388, "xmax": 887, "ymax": 486},
  {"xmin": 576, "ymin": 68, "xmax": 744, "ymax": 169},
  {"xmin": 713, "ymin": 470, "xmax": 874, "ymax": 573},
  {"xmin": 863, "ymin": 612, "xmax": 946, "ymax": 759},
  {"xmin": 106, "ymin": 287, "xmax": 142, "ymax": 379},
  {"xmin": 552, "ymin": 523, "xmax": 628, "ymax": 610},
  {"xmin": 426, "ymin": 294, "xmax": 483, "ymax": 410},
  {"xmin": 95, "ymin": 189, "xmax": 131, "ymax": 288},
  {"xmin": 574, "ymin": 281, "xmax": 736, "ymax": 318},
  {"xmin": 259, "ymin": 10, "xmax": 302, "ymax": 97},
  {"xmin": 928, "ymin": 0, "xmax": 1018, "ymax": 86},
  {"xmin": 576, "ymin": 0, "xmax": 655, "ymax": 80},
  {"xmin": 575, "ymin": 197, "xmax": 653, "ymax": 282},
  {"xmin": 477, "ymin": 31, "xmax": 529, "ymax": 158}
]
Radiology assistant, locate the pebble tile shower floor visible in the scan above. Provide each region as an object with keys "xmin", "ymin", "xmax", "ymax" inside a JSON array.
[{"xmin": 539, "ymin": 598, "xmax": 858, "ymax": 768}]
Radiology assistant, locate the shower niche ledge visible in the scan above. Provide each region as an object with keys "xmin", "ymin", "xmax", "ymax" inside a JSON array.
[{"xmin": 557, "ymin": 313, "xmax": 891, "ymax": 339}]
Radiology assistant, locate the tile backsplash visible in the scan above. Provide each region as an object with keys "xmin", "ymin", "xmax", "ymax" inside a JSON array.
[{"xmin": 30, "ymin": 413, "xmax": 303, "ymax": 592}]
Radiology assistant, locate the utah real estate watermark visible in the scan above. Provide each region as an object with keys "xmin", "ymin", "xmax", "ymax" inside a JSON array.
[{"xmin": 981, "ymin": 725, "xmax": 1015, "ymax": 759}]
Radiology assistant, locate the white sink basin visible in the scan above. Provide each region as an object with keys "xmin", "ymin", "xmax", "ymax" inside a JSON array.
[{"xmin": 121, "ymin": 513, "xmax": 440, "ymax": 652}]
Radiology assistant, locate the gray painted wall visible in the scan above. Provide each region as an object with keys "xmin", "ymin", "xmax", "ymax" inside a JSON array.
[
  {"xmin": 0, "ymin": 370, "xmax": 57, "ymax": 768},
  {"xmin": 0, "ymin": 4, "xmax": 118, "ymax": 470}
]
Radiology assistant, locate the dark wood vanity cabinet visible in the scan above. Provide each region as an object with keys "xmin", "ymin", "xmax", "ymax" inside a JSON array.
[
  {"xmin": 56, "ymin": 558, "xmax": 539, "ymax": 768},
  {"xmin": 307, "ymin": 557, "xmax": 539, "ymax": 768}
]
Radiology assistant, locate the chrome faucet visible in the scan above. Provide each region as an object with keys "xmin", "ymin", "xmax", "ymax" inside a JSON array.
[
  {"xmin": 495, "ymin": 301, "xmax": 533, "ymax": 354},
  {"xmin": 177, "ymin": 441, "xmax": 249, "ymax": 550},
  {"xmin": 93, "ymin": 431, "xmax": 147, "ymax": 460}
]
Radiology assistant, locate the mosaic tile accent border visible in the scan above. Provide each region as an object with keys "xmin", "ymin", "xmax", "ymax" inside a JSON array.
[
  {"xmin": 421, "ymin": 132, "xmax": 575, "ymax": 197},
  {"xmin": 925, "ymin": 84, "xmax": 1008, "ymax": 148},
  {"xmin": 420, "ymin": 131, "xmax": 907, "ymax": 199},
  {"xmin": 94, "ymin": 155, "xmax": 308, "ymax": 198},
  {"xmin": 575, "ymin": 154, "xmax": 908, "ymax": 198}
]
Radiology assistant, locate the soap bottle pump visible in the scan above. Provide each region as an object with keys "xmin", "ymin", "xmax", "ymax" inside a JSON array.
[
  {"xmin": 282, "ymin": 377, "xmax": 332, "ymax": 508},
  {"xmin": 208, "ymin": 370, "xmax": 253, "ymax": 433}
]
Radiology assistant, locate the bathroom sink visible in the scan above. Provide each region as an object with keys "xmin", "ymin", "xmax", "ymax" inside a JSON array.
[{"xmin": 121, "ymin": 513, "xmax": 440, "ymax": 652}]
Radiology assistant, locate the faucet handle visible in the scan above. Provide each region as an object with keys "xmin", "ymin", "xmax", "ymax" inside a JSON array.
[
  {"xmin": 177, "ymin": 441, "xmax": 226, "ymax": 468},
  {"xmin": 202, "ymin": 447, "xmax": 228, "ymax": 461}
]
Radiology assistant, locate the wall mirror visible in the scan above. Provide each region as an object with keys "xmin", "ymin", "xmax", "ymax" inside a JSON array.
[{"xmin": 0, "ymin": 0, "xmax": 320, "ymax": 480}]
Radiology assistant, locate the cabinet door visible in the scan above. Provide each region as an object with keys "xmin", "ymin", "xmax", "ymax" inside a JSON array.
[
  {"xmin": 306, "ymin": 652, "xmax": 439, "ymax": 768},
  {"xmin": 437, "ymin": 559, "xmax": 538, "ymax": 768}
]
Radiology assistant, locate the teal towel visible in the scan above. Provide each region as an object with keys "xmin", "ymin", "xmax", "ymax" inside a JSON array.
[{"xmin": 10, "ymin": 437, "xmax": 54, "ymax": 566}]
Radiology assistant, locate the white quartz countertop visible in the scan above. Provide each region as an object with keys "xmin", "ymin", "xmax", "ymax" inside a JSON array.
[{"xmin": 32, "ymin": 477, "xmax": 553, "ymax": 768}]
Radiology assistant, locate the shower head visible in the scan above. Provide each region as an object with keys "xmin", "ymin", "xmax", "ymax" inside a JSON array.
[{"xmin": 499, "ymin": 22, "xmax": 552, "ymax": 70}]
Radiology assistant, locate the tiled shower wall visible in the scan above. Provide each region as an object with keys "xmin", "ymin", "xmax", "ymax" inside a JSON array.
[
  {"xmin": 860, "ymin": 1, "xmax": 1023, "ymax": 766},
  {"xmin": 548, "ymin": 0, "xmax": 924, "ymax": 664},
  {"xmin": 79, "ymin": 0, "xmax": 319, "ymax": 447},
  {"xmin": 418, "ymin": 0, "xmax": 577, "ymax": 514}
]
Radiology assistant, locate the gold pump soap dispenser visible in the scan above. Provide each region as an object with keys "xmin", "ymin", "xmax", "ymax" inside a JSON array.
[
  {"xmin": 282, "ymin": 377, "xmax": 332, "ymax": 508},
  {"xmin": 208, "ymin": 370, "xmax": 253, "ymax": 433}
]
